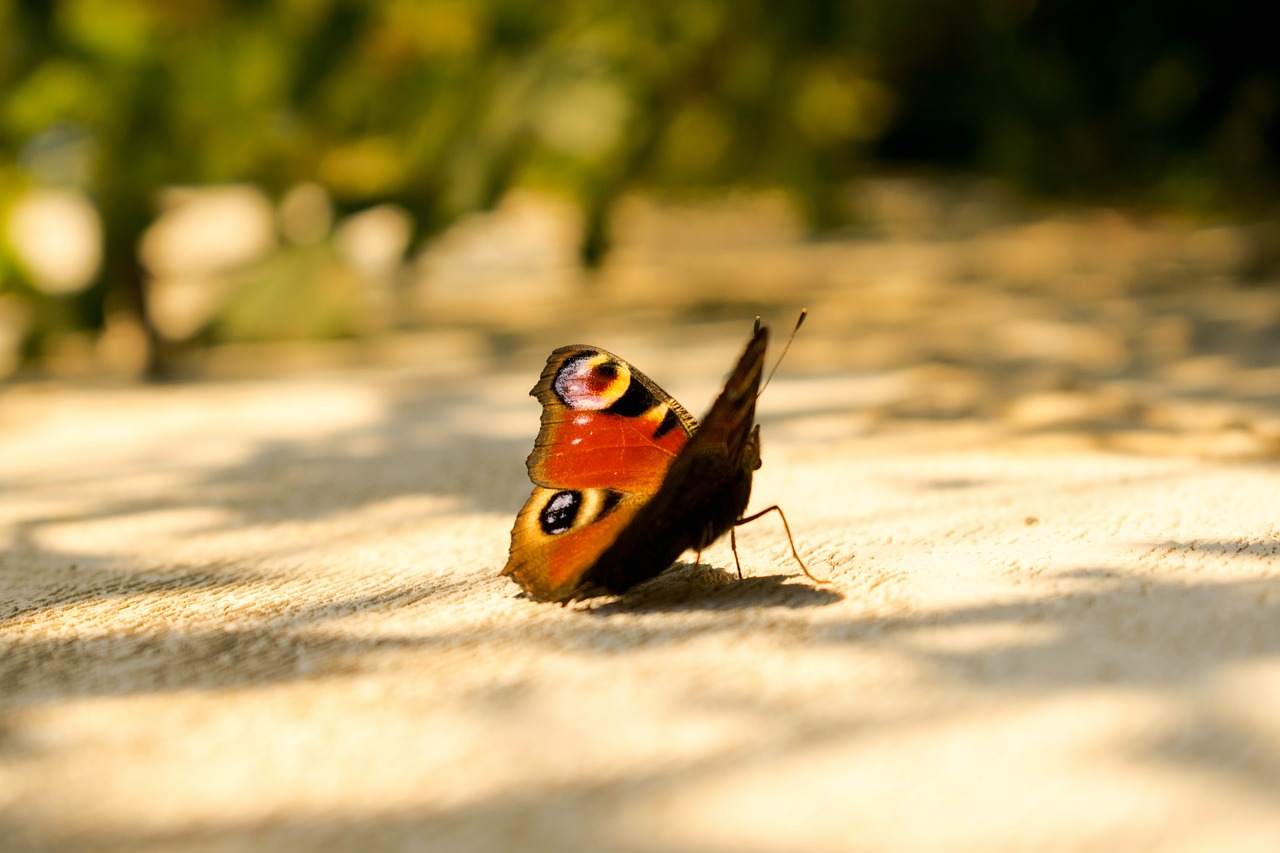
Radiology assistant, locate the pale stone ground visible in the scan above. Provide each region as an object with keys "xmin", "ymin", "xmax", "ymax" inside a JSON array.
[{"xmin": 4, "ymin": 195, "xmax": 1280, "ymax": 852}]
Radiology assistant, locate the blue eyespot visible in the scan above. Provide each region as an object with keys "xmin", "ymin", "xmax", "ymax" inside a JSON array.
[{"xmin": 539, "ymin": 490, "xmax": 581, "ymax": 535}]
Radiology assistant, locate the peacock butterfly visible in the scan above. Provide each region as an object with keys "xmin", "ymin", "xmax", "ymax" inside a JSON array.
[{"xmin": 502, "ymin": 316, "xmax": 813, "ymax": 602}]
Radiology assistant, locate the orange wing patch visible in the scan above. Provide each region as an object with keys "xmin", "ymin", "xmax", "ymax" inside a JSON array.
[{"xmin": 503, "ymin": 487, "xmax": 647, "ymax": 601}]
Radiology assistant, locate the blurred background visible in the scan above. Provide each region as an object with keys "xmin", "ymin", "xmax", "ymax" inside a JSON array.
[{"xmin": 1, "ymin": 0, "xmax": 1277, "ymax": 393}]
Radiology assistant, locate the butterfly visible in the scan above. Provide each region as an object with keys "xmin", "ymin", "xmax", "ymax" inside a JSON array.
[{"xmin": 502, "ymin": 316, "xmax": 813, "ymax": 602}]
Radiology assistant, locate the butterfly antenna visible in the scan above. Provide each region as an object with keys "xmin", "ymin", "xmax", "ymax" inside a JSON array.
[{"xmin": 757, "ymin": 309, "xmax": 807, "ymax": 399}]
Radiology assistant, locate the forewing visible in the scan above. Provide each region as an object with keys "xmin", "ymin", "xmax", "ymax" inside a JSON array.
[
  {"xmin": 525, "ymin": 346, "xmax": 697, "ymax": 492},
  {"xmin": 683, "ymin": 325, "xmax": 767, "ymax": 460}
]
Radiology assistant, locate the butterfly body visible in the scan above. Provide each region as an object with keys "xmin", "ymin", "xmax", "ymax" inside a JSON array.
[{"xmin": 503, "ymin": 326, "xmax": 768, "ymax": 602}]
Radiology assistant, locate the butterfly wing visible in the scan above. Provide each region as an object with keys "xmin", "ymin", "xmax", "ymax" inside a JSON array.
[
  {"xmin": 575, "ymin": 326, "xmax": 768, "ymax": 594},
  {"xmin": 526, "ymin": 346, "xmax": 698, "ymax": 492},
  {"xmin": 502, "ymin": 345, "xmax": 698, "ymax": 601}
]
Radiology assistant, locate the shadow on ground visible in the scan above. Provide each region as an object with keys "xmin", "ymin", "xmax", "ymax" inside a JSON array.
[
  {"xmin": 4, "ymin": 559, "xmax": 1280, "ymax": 851},
  {"xmin": 587, "ymin": 566, "xmax": 843, "ymax": 614}
]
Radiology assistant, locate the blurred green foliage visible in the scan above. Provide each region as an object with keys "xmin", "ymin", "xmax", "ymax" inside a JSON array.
[{"xmin": 0, "ymin": 0, "xmax": 1275, "ymax": 377}]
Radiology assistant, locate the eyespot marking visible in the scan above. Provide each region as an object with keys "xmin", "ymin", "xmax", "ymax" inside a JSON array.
[
  {"xmin": 553, "ymin": 354, "xmax": 632, "ymax": 410},
  {"xmin": 598, "ymin": 489, "xmax": 624, "ymax": 519},
  {"xmin": 602, "ymin": 372, "xmax": 656, "ymax": 417},
  {"xmin": 539, "ymin": 490, "xmax": 581, "ymax": 536},
  {"xmin": 653, "ymin": 406, "xmax": 680, "ymax": 439}
]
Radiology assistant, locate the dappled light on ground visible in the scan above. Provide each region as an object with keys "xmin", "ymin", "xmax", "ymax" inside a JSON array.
[{"xmin": 3, "ymin": 278, "xmax": 1280, "ymax": 848}]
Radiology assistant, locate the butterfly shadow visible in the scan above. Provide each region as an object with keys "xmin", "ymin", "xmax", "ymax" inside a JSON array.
[{"xmin": 585, "ymin": 563, "xmax": 843, "ymax": 615}]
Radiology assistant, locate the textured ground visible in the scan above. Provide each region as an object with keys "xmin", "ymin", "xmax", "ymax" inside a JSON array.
[{"xmin": 4, "ymin": 200, "xmax": 1280, "ymax": 851}]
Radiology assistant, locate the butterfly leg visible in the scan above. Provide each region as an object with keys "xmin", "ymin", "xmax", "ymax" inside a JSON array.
[
  {"xmin": 734, "ymin": 505, "xmax": 824, "ymax": 584},
  {"xmin": 730, "ymin": 526, "xmax": 744, "ymax": 579}
]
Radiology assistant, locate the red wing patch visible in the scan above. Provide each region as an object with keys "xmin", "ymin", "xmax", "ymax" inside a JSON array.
[{"xmin": 530, "ymin": 408, "xmax": 689, "ymax": 493}]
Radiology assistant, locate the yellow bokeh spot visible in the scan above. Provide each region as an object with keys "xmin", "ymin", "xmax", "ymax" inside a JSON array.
[
  {"xmin": 794, "ymin": 69, "xmax": 896, "ymax": 144},
  {"xmin": 319, "ymin": 138, "xmax": 406, "ymax": 199}
]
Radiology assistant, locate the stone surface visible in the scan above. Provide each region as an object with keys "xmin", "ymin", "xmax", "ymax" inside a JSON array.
[{"xmin": 3, "ymin": 322, "xmax": 1280, "ymax": 852}]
